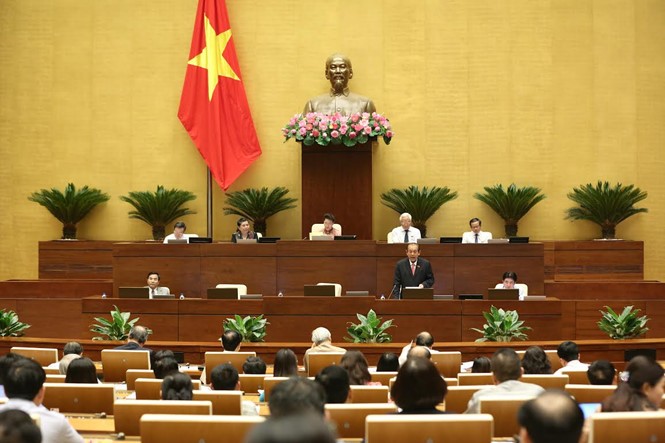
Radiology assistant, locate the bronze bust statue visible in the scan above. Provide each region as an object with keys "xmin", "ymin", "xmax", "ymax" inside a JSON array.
[{"xmin": 303, "ymin": 54, "xmax": 376, "ymax": 115}]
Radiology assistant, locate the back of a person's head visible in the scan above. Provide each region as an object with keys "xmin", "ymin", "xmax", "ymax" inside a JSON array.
[
  {"xmin": 269, "ymin": 377, "xmax": 326, "ymax": 418},
  {"xmin": 471, "ymin": 356, "xmax": 492, "ymax": 373},
  {"xmin": 311, "ymin": 327, "xmax": 331, "ymax": 345},
  {"xmin": 518, "ymin": 390, "xmax": 584, "ymax": 443},
  {"xmin": 221, "ymin": 330, "xmax": 242, "ymax": 351},
  {"xmin": 491, "ymin": 348, "xmax": 522, "ymax": 382},
  {"xmin": 315, "ymin": 365, "xmax": 350, "ymax": 404},
  {"xmin": 245, "ymin": 413, "xmax": 336, "ymax": 443},
  {"xmin": 521, "ymin": 346, "xmax": 552, "ymax": 375},
  {"xmin": 415, "ymin": 331, "xmax": 434, "ymax": 348},
  {"xmin": 153, "ymin": 350, "xmax": 175, "ymax": 363},
  {"xmin": 243, "ymin": 356, "xmax": 267, "ymax": 375},
  {"xmin": 210, "ymin": 363, "xmax": 238, "ymax": 390},
  {"xmin": 587, "ymin": 360, "xmax": 616, "ymax": 385},
  {"xmin": 129, "ymin": 325, "xmax": 149, "ymax": 344},
  {"xmin": 340, "ymin": 350, "xmax": 371, "ymax": 385},
  {"xmin": 556, "ymin": 341, "xmax": 579, "ymax": 362},
  {"xmin": 153, "ymin": 357, "xmax": 179, "ymax": 379},
  {"xmin": 0, "ymin": 409, "xmax": 42, "ymax": 443},
  {"xmin": 407, "ymin": 346, "xmax": 431, "ymax": 360},
  {"xmin": 391, "ymin": 357, "xmax": 447, "ymax": 412},
  {"xmin": 161, "ymin": 372, "xmax": 193, "ymax": 400},
  {"xmin": 376, "ymin": 352, "xmax": 399, "ymax": 372},
  {"xmin": 4, "ymin": 359, "xmax": 45, "ymax": 401},
  {"xmin": 273, "ymin": 349, "xmax": 298, "ymax": 377},
  {"xmin": 63, "ymin": 341, "xmax": 83, "ymax": 356},
  {"xmin": 0, "ymin": 353, "xmax": 26, "ymax": 385},
  {"xmin": 65, "ymin": 357, "xmax": 98, "ymax": 384}
]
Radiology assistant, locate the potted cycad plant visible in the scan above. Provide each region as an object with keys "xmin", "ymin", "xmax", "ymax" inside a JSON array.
[
  {"xmin": 473, "ymin": 184, "xmax": 546, "ymax": 237},
  {"xmin": 598, "ymin": 306, "xmax": 649, "ymax": 339},
  {"xmin": 223, "ymin": 315, "xmax": 269, "ymax": 342},
  {"xmin": 120, "ymin": 185, "xmax": 197, "ymax": 240},
  {"xmin": 0, "ymin": 309, "xmax": 30, "ymax": 337},
  {"xmin": 565, "ymin": 181, "xmax": 648, "ymax": 239},
  {"xmin": 223, "ymin": 187, "xmax": 297, "ymax": 235},
  {"xmin": 28, "ymin": 183, "xmax": 110, "ymax": 239},
  {"xmin": 345, "ymin": 309, "xmax": 395, "ymax": 343},
  {"xmin": 380, "ymin": 186, "xmax": 458, "ymax": 237},
  {"xmin": 471, "ymin": 306, "xmax": 530, "ymax": 342}
]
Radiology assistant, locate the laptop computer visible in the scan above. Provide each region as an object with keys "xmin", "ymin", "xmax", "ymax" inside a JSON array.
[
  {"xmin": 310, "ymin": 235, "xmax": 333, "ymax": 241},
  {"xmin": 258, "ymin": 237, "xmax": 280, "ymax": 243},
  {"xmin": 487, "ymin": 238, "xmax": 510, "ymax": 244},
  {"xmin": 334, "ymin": 235, "xmax": 357, "ymax": 240},
  {"xmin": 487, "ymin": 288, "xmax": 520, "ymax": 300},
  {"xmin": 189, "ymin": 237, "xmax": 213, "ymax": 243},
  {"xmin": 440, "ymin": 237, "xmax": 462, "ymax": 243},
  {"xmin": 303, "ymin": 285, "xmax": 336, "ymax": 296},
  {"xmin": 401, "ymin": 288, "xmax": 434, "ymax": 299},
  {"xmin": 509, "ymin": 237, "xmax": 529, "ymax": 243},
  {"xmin": 239, "ymin": 294, "xmax": 262, "ymax": 300},
  {"xmin": 458, "ymin": 294, "xmax": 483, "ymax": 300},
  {"xmin": 345, "ymin": 290, "xmax": 369, "ymax": 297},
  {"xmin": 235, "ymin": 239, "xmax": 257, "ymax": 244},
  {"xmin": 433, "ymin": 294, "xmax": 454, "ymax": 300},
  {"xmin": 152, "ymin": 293, "xmax": 175, "ymax": 299},
  {"xmin": 207, "ymin": 287, "xmax": 239, "ymax": 299},
  {"xmin": 417, "ymin": 238, "xmax": 438, "ymax": 244},
  {"xmin": 118, "ymin": 287, "xmax": 149, "ymax": 299},
  {"xmin": 167, "ymin": 239, "xmax": 188, "ymax": 244}
]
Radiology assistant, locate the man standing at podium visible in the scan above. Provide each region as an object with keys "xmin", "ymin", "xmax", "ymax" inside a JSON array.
[
  {"xmin": 391, "ymin": 243, "xmax": 434, "ymax": 299},
  {"xmin": 303, "ymin": 53, "xmax": 376, "ymax": 115}
]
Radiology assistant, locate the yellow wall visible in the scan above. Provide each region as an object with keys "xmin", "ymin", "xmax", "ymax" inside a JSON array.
[{"xmin": 1, "ymin": 0, "xmax": 664, "ymax": 280}]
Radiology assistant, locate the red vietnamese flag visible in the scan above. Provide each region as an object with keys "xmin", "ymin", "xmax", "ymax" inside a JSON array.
[{"xmin": 178, "ymin": 0, "xmax": 261, "ymax": 191}]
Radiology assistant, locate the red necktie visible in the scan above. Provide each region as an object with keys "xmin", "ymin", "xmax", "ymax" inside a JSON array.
[{"xmin": 411, "ymin": 262, "xmax": 416, "ymax": 275}]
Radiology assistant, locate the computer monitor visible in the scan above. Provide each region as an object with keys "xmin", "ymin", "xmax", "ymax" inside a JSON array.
[
  {"xmin": 118, "ymin": 287, "xmax": 149, "ymax": 299},
  {"xmin": 440, "ymin": 237, "xmax": 462, "ymax": 243},
  {"xmin": 487, "ymin": 288, "xmax": 520, "ymax": 300},
  {"xmin": 458, "ymin": 294, "xmax": 483, "ymax": 300},
  {"xmin": 509, "ymin": 237, "xmax": 529, "ymax": 244},
  {"xmin": 258, "ymin": 237, "xmax": 280, "ymax": 243},
  {"xmin": 189, "ymin": 237, "xmax": 213, "ymax": 243},
  {"xmin": 334, "ymin": 235, "xmax": 357, "ymax": 240}
]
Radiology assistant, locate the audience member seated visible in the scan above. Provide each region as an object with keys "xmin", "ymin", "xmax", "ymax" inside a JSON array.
[
  {"xmin": 312, "ymin": 213, "xmax": 341, "ymax": 237},
  {"xmin": 210, "ymin": 364, "xmax": 258, "ymax": 416},
  {"xmin": 398, "ymin": 331, "xmax": 439, "ymax": 366},
  {"xmin": 554, "ymin": 341, "xmax": 589, "ymax": 374},
  {"xmin": 391, "ymin": 357, "xmax": 447, "ymax": 414},
  {"xmin": 376, "ymin": 352, "xmax": 399, "ymax": 372},
  {"xmin": 245, "ymin": 413, "xmax": 336, "ymax": 443},
  {"xmin": 465, "ymin": 348, "xmax": 544, "ymax": 414},
  {"xmin": 153, "ymin": 357, "xmax": 179, "ymax": 379},
  {"xmin": 64, "ymin": 357, "xmax": 98, "ymax": 384},
  {"xmin": 340, "ymin": 351, "xmax": 377, "ymax": 386},
  {"xmin": 407, "ymin": 346, "xmax": 431, "ymax": 361},
  {"xmin": 231, "ymin": 217, "xmax": 260, "ymax": 242},
  {"xmin": 517, "ymin": 390, "xmax": 584, "ymax": 443},
  {"xmin": 0, "ymin": 358, "xmax": 83, "ymax": 443},
  {"xmin": 587, "ymin": 360, "xmax": 616, "ymax": 385},
  {"xmin": 494, "ymin": 271, "xmax": 528, "ymax": 300},
  {"xmin": 0, "ymin": 353, "xmax": 26, "ymax": 398},
  {"xmin": 0, "ymin": 409, "xmax": 41, "ymax": 443},
  {"xmin": 471, "ymin": 357, "xmax": 492, "ymax": 373},
  {"xmin": 114, "ymin": 325, "xmax": 154, "ymax": 365},
  {"xmin": 161, "ymin": 372, "xmax": 193, "ymax": 400},
  {"xmin": 243, "ymin": 356, "xmax": 267, "ymax": 375},
  {"xmin": 304, "ymin": 327, "xmax": 346, "ymax": 373},
  {"xmin": 200, "ymin": 330, "xmax": 243, "ymax": 385},
  {"xmin": 268, "ymin": 377, "xmax": 326, "ymax": 418},
  {"xmin": 389, "ymin": 212, "xmax": 422, "ymax": 244},
  {"xmin": 46, "ymin": 342, "xmax": 82, "ymax": 375},
  {"xmin": 601, "ymin": 357, "xmax": 664, "ymax": 412},
  {"xmin": 163, "ymin": 221, "xmax": 197, "ymax": 243},
  {"xmin": 521, "ymin": 346, "xmax": 552, "ymax": 375},
  {"xmin": 273, "ymin": 349, "xmax": 298, "ymax": 378},
  {"xmin": 315, "ymin": 365, "xmax": 351, "ymax": 404},
  {"xmin": 462, "ymin": 217, "xmax": 493, "ymax": 244}
]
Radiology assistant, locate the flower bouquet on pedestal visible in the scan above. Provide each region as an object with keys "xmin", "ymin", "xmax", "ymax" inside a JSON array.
[{"xmin": 282, "ymin": 112, "xmax": 393, "ymax": 147}]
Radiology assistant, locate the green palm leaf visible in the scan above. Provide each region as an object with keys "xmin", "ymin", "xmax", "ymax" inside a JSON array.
[
  {"xmin": 120, "ymin": 185, "xmax": 197, "ymax": 240},
  {"xmin": 223, "ymin": 187, "xmax": 298, "ymax": 235},
  {"xmin": 565, "ymin": 181, "xmax": 647, "ymax": 239},
  {"xmin": 473, "ymin": 184, "xmax": 546, "ymax": 237},
  {"xmin": 380, "ymin": 186, "xmax": 458, "ymax": 237},
  {"xmin": 28, "ymin": 183, "xmax": 110, "ymax": 239}
]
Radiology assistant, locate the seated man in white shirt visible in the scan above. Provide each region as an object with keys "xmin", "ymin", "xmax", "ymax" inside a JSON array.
[
  {"xmin": 145, "ymin": 271, "xmax": 170, "ymax": 298},
  {"xmin": 465, "ymin": 348, "xmax": 544, "ymax": 414},
  {"xmin": 495, "ymin": 271, "xmax": 528, "ymax": 301},
  {"xmin": 461, "ymin": 217, "xmax": 493, "ymax": 243},
  {"xmin": 0, "ymin": 359, "xmax": 84, "ymax": 443},
  {"xmin": 163, "ymin": 221, "xmax": 198, "ymax": 243},
  {"xmin": 389, "ymin": 213, "xmax": 422, "ymax": 244},
  {"xmin": 398, "ymin": 331, "xmax": 440, "ymax": 366},
  {"xmin": 554, "ymin": 341, "xmax": 589, "ymax": 374}
]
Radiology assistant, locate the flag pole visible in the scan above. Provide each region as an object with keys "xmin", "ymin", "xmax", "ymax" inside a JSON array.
[{"xmin": 207, "ymin": 168, "xmax": 213, "ymax": 238}]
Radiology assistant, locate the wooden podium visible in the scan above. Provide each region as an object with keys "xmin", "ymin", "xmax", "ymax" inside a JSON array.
[{"xmin": 301, "ymin": 141, "xmax": 374, "ymax": 239}]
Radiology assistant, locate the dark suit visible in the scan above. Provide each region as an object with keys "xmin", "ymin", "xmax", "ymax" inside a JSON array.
[{"xmin": 392, "ymin": 257, "xmax": 435, "ymax": 299}]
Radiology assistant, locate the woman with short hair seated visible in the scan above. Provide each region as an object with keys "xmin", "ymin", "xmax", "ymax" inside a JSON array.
[
  {"xmin": 161, "ymin": 373, "xmax": 193, "ymax": 401},
  {"xmin": 231, "ymin": 217, "xmax": 259, "ymax": 242},
  {"xmin": 313, "ymin": 213, "xmax": 341, "ymax": 238},
  {"xmin": 340, "ymin": 351, "xmax": 378, "ymax": 386},
  {"xmin": 521, "ymin": 346, "xmax": 552, "ymax": 375},
  {"xmin": 65, "ymin": 357, "xmax": 99, "ymax": 384},
  {"xmin": 602, "ymin": 356, "xmax": 664, "ymax": 412},
  {"xmin": 391, "ymin": 357, "xmax": 448, "ymax": 414}
]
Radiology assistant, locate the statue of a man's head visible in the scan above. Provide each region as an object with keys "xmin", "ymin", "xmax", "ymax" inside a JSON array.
[{"xmin": 325, "ymin": 53, "xmax": 353, "ymax": 93}]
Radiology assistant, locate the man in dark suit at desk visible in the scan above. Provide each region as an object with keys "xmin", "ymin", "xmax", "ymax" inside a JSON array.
[{"xmin": 391, "ymin": 243, "xmax": 434, "ymax": 299}]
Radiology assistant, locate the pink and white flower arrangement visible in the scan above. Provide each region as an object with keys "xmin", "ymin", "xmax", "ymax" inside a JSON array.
[{"xmin": 282, "ymin": 112, "xmax": 393, "ymax": 147}]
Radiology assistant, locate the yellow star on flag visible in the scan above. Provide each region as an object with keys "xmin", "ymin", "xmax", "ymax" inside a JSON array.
[{"xmin": 188, "ymin": 15, "xmax": 240, "ymax": 101}]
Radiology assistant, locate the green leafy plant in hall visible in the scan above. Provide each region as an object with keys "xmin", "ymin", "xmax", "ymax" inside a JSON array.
[
  {"xmin": 0, "ymin": 309, "xmax": 31, "ymax": 337},
  {"xmin": 223, "ymin": 187, "xmax": 298, "ymax": 235},
  {"xmin": 471, "ymin": 305, "xmax": 531, "ymax": 342},
  {"xmin": 28, "ymin": 183, "xmax": 110, "ymax": 239},
  {"xmin": 90, "ymin": 305, "xmax": 149, "ymax": 341},
  {"xmin": 223, "ymin": 314, "xmax": 269, "ymax": 342},
  {"xmin": 598, "ymin": 305, "xmax": 649, "ymax": 339},
  {"xmin": 473, "ymin": 183, "xmax": 546, "ymax": 237},
  {"xmin": 380, "ymin": 186, "xmax": 458, "ymax": 237},
  {"xmin": 345, "ymin": 309, "xmax": 395, "ymax": 343}
]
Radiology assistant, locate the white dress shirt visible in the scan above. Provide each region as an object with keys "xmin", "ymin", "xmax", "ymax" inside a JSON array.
[
  {"xmin": 461, "ymin": 230, "xmax": 493, "ymax": 244},
  {"xmin": 0, "ymin": 398, "xmax": 84, "ymax": 443},
  {"xmin": 465, "ymin": 380, "xmax": 544, "ymax": 414},
  {"xmin": 554, "ymin": 360, "xmax": 589, "ymax": 375},
  {"xmin": 163, "ymin": 233, "xmax": 198, "ymax": 244},
  {"xmin": 390, "ymin": 226, "xmax": 422, "ymax": 244},
  {"xmin": 145, "ymin": 286, "xmax": 171, "ymax": 299}
]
